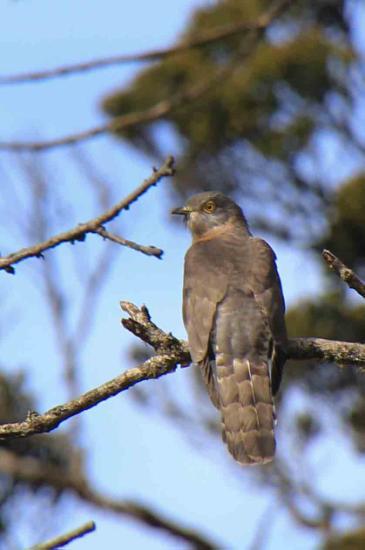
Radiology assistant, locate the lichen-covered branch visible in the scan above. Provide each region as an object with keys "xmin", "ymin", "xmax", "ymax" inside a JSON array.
[
  {"xmin": 0, "ymin": 157, "xmax": 174, "ymax": 273},
  {"xmin": 322, "ymin": 248, "xmax": 365, "ymax": 299},
  {"xmin": 0, "ymin": 354, "xmax": 180, "ymax": 439},
  {"xmin": 120, "ymin": 301, "xmax": 190, "ymax": 360},
  {"xmin": 0, "ymin": 302, "xmax": 364, "ymax": 442},
  {"xmin": 286, "ymin": 337, "xmax": 365, "ymax": 367}
]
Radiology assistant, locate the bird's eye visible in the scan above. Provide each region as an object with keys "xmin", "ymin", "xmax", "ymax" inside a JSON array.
[{"xmin": 203, "ymin": 200, "xmax": 216, "ymax": 214}]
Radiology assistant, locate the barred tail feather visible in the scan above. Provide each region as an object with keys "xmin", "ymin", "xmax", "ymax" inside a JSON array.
[{"xmin": 216, "ymin": 354, "xmax": 275, "ymax": 465}]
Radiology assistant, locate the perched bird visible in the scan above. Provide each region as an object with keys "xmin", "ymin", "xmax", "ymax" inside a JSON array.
[{"xmin": 172, "ymin": 192, "xmax": 287, "ymax": 465}]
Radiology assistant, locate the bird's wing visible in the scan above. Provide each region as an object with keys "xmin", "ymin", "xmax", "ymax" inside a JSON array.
[
  {"xmin": 183, "ymin": 242, "xmax": 228, "ymax": 363},
  {"xmin": 247, "ymin": 238, "xmax": 287, "ymax": 394},
  {"xmin": 183, "ymin": 242, "xmax": 229, "ymax": 406}
]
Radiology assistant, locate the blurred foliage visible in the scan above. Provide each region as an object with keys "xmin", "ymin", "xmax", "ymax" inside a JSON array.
[
  {"xmin": 286, "ymin": 292, "xmax": 365, "ymax": 345},
  {"xmin": 319, "ymin": 174, "xmax": 365, "ymax": 276},
  {"xmin": 0, "ymin": 371, "xmax": 82, "ymax": 536},
  {"xmin": 294, "ymin": 411, "xmax": 321, "ymax": 441},
  {"xmin": 285, "ymin": 291, "xmax": 365, "ymax": 450},
  {"xmin": 323, "ymin": 528, "xmax": 365, "ymax": 550},
  {"xmin": 104, "ymin": 0, "xmax": 365, "ymax": 441},
  {"xmin": 102, "ymin": 0, "xmax": 365, "ymax": 541},
  {"xmin": 102, "ymin": 0, "xmax": 359, "ymax": 243}
]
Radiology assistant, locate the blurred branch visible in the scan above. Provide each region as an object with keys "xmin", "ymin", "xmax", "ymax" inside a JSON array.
[
  {"xmin": 0, "ymin": 157, "xmax": 174, "ymax": 273},
  {"xmin": 323, "ymin": 104, "xmax": 365, "ymax": 160},
  {"xmin": 29, "ymin": 521, "xmax": 96, "ymax": 550},
  {"xmin": 0, "ymin": 449, "xmax": 218, "ymax": 550},
  {"xmin": 0, "ymin": 0, "xmax": 293, "ymax": 152},
  {"xmin": 1, "ymin": 303, "xmax": 365, "ymax": 440},
  {"xmin": 21, "ymin": 156, "xmax": 81, "ymax": 399},
  {"xmin": 68, "ymin": 148, "xmax": 120, "ymax": 342},
  {"xmin": 322, "ymin": 249, "xmax": 365, "ymax": 299},
  {"xmin": 0, "ymin": 96, "xmax": 189, "ymax": 152},
  {"xmin": 270, "ymin": 461, "xmax": 334, "ymax": 532},
  {"xmin": 81, "ymin": 487, "xmax": 217, "ymax": 550},
  {"xmin": 0, "ymin": 0, "xmax": 292, "ymax": 85},
  {"xmin": 249, "ymin": 503, "xmax": 276, "ymax": 550}
]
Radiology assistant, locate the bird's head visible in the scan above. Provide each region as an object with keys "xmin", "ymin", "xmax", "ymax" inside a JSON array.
[{"xmin": 171, "ymin": 191, "xmax": 249, "ymax": 239}]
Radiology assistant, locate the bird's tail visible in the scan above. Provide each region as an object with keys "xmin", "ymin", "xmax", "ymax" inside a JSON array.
[{"xmin": 215, "ymin": 354, "xmax": 275, "ymax": 465}]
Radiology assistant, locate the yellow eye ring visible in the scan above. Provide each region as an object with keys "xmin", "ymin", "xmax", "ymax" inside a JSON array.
[{"xmin": 203, "ymin": 200, "xmax": 216, "ymax": 214}]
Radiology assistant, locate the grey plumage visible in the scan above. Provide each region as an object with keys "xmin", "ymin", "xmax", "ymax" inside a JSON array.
[{"xmin": 172, "ymin": 191, "xmax": 287, "ymax": 465}]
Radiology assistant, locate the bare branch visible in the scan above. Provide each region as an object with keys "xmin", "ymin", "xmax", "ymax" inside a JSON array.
[
  {"xmin": 29, "ymin": 521, "xmax": 96, "ymax": 550},
  {"xmin": 0, "ymin": 0, "xmax": 292, "ymax": 85},
  {"xmin": 0, "ymin": 157, "xmax": 174, "ymax": 273},
  {"xmin": 0, "ymin": 0, "xmax": 293, "ymax": 153},
  {"xmin": 94, "ymin": 227, "xmax": 163, "ymax": 258},
  {"xmin": 0, "ymin": 449, "xmax": 218, "ymax": 550},
  {"xmin": 120, "ymin": 301, "xmax": 190, "ymax": 357},
  {"xmin": 0, "ymin": 302, "xmax": 365, "ymax": 441},
  {"xmin": 0, "ymin": 356, "xmax": 185, "ymax": 440},
  {"xmin": 0, "ymin": 80, "xmax": 210, "ymax": 152},
  {"xmin": 322, "ymin": 249, "xmax": 365, "ymax": 299},
  {"xmin": 286, "ymin": 337, "xmax": 365, "ymax": 367}
]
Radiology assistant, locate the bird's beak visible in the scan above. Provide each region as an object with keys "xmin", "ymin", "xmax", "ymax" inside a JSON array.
[{"xmin": 171, "ymin": 206, "xmax": 192, "ymax": 216}]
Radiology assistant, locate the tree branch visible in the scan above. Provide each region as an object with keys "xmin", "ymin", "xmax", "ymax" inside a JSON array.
[
  {"xmin": 81, "ymin": 488, "xmax": 217, "ymax": 550},
  {"xmin": 0, "ymin": 0, "xmax": 292, "ymax": 85},
  {"xmin": 0, "ymin": 74, "xmax": 215, "ymax": 152},
  {"xmin": 0, "ymin": 157, "xmax": 174, "ymax": 273},
  {"xmin": 29, "ymin": 521, "xmax": 96, "ymax": 550},
  {"xmin": 93, "ymin": 226, "xmax": 163, "ymax": 259},
  {"xmin": 0, "ymin": 354, "xmax": 182, "ymax": 439},
  {"xmin": 286, "ymin": 337, "xmax": 365, "ymax": 367},
  {"xmin": 0, "ymin": 302, "xmax": 364, "ymax": 441},
  {"xmin": 322, "ymin": 249, "xmax": 365, "ymax": 299},
  {"xmin": 0, "ymin": 0, "xmax": 292, "ymax": 152},
  {"xmin": 0, "ymin": 449, "xmax": 218, "ymax": 550}
]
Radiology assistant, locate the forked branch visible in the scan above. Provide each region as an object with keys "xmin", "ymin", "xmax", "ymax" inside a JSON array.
[
  {"xmin": 0, "ymin": 302, "xmax": 364, "ymax": 441},
  {"xmin": 0, "ymin": 157, "xmax": 174, "ymax": 273},
  {"xmin": 322, "ymin": 249, "xmax": 365, "ymax": 299}
]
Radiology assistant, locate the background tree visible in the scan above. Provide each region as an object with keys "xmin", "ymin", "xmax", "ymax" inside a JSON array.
[
  {"xmin": 102, "ymin": 0, "xmax": 365, "ymax": 545},
  {"xmin": 0, "ymin": 0, "xmax": 365, "ymax": 548}
]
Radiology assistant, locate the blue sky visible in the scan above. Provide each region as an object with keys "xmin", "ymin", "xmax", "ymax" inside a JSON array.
[{"xmin": 1, "ymin": 1, "xmax": 364, "ymax": 549}]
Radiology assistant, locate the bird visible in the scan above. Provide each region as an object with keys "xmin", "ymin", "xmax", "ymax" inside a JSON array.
[{"xmin": 172, "ymin": 191, "xmax": 287, "ymax": 465}]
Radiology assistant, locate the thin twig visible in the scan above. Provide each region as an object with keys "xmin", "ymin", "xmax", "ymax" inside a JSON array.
[
  {"xmin": 0, "ymin": 156, "xmax": 174, "ymax": 273},
  {"xmin": 322, "ymin": 249, "xmax": 365, "ymax": 299},
  {"xmin": 29, "ymin": 521, "xmax": 96, "ymax": 550},
  {"xmin": 0, "ymin": 0, "xmax": 292, "ymax": 152},
  {"xmin": 0, "ymin": 302, "xmax": 365, "ymax": 440},
  {"xmin": 0, "ymin": 0, "xmax": 292, "ymax": 85},
  {"xmin": 94, "ymin": 226, "xmax": 163, "ymax": 258}
]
